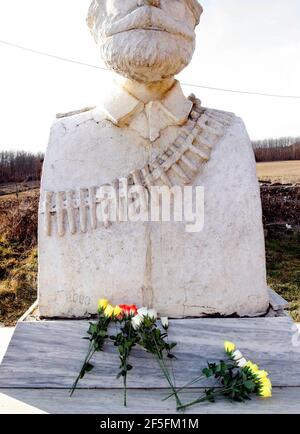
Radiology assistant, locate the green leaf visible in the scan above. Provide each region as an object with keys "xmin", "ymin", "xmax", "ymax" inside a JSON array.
[
  {"xmin": 205, "ymin": 388, "xmax": 216, "ymax": 403},
  {"xmin": 98, "ymin": 329, "xmax": 107, "ymax": 337},
  {"xmin": 79, "ymin": 362, "xmax": 94, "ymax": 378},
  {"xmin": 88, "ymin": 323, "xmax": 97, "ymax": 335},
  {"xmin": 85, "ymin": 362, "xmax": 94, "ymax": 373},
  {"xmin": 202, "ymin": 367, "xmax": 213, "ymax": 377},
  {"xmin": 167, "ymin": 353, "xmax": 176, "ymax": 359},
  {"xmin": 243, "ymin": 380, "xmax": 256, "ymax": 392}
]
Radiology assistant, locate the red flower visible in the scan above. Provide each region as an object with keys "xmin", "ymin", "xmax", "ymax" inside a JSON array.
[
  {"xmin": 129, "ymin": 305, "xmax": 138, "ymax": 316},
  {"xmin": 119, "ymin": 304, "xmax": 130, "ymax": 316},
  {"xmin": 119, "ymin": 304, "xmax": 138, "ymax": 317}
]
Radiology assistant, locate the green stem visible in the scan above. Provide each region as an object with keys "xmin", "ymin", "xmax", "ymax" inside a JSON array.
[
  {"xmin": 70, "ymin": 316, "xmax": 111, "ymax": 398},
  {"xmin": 153, "ymin": 338, "xmax": 182, "ymax": 408},
  {"xmin": 121, "ymin": 319, "xmax": 133, "ymax": 407},
  {"xmin": 124, "ymin": 374, "xmax": 127, "ymax": 407},
  {"xmin": 166, "ymin": 333, "xmax": 177, "ymax": 391},
  {"xmin": 162, "ymin": 374, "xmax": 206, "ymax": 401},
  {"xmin": 177, "ymin": 394, "xmax": 210, "ymax": 411},
  {"xmin": 123, "ymin": 323, "xmax": 130, "ymax": 407},
  {"xmin": 177, "ymin": 383, "xmax": 245, "ymax": 411},
  {"xmin": 70, "ymin": 342, "xmax": 95, "ymax": 397}
]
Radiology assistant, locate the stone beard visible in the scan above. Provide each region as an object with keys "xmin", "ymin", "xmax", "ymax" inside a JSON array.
[
  {"xmin": 100, "ymin": 30, "xmax": 195, "ymax": 82},
  {"xmin": 87, "ymin": 0, "xmax": 200, "ymax": 82},
  {"xmin": 38, "ymin": 1, "xmax": 270, "ymax": 319}
]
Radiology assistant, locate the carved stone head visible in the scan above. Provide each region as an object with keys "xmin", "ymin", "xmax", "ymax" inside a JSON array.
[{"xmin": 87, "ymin": 0, "xmax": 203, "ymax": 82}]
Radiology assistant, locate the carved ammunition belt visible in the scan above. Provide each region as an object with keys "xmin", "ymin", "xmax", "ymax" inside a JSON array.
[{"xmin": 40, "ymin": 96, "xmax": 234, "ymax": 237}]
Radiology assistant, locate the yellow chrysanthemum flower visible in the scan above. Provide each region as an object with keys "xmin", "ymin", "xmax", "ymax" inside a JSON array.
[
  {"xmin": 255, "ymin": 370, "xmax": 269, "ymax": 380},
  {"xmin": 224, "ymin": 341, "xmax": 236, "ymax": 354},
  {"xmin": 104, "ymin": 304, "xmax": 115, "ymax": 318},
  {"xmin": 98, "ymin": 298, "xmax": 109, "ymax": 311},
  {"xmin": 256, "ymin": 371, "xmax": 272, "ymax": 399},
  {"xmin": 244, "ymin": 361, "xmax": 259, "ymax": 374},
  {"xmin": 259, "ymin": 377, "xmax": 272, "ymax": 389},
  {"xmin": 258, "ymin": 385, "xmax": 272, "ymax": 398},
  {"xmin": 113, "ymin": 305, "xmax": 123, "ymax": 317}
]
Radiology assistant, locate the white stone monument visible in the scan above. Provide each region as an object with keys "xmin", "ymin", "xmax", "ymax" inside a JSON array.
[{"xmin": 38, "ymin": 0, "xmax": 269, "ymax": 318}]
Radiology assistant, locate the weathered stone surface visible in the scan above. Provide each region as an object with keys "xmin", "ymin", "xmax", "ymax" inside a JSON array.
[
  {"xmin": 38, "ymin": 105, "xmax": 269, "ymax": 318},
  {"xmin": 38, "ymin": 1, "xmax": 269, "ymax": 318},
  {"xmin": 1, "ymin": 317, "xmax": 299, "ymax": 389}
]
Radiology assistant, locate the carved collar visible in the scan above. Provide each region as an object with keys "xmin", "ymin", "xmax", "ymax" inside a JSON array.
[{"xmin": 93, "ymin": 80, "xmax": 193, "ymax": 142}]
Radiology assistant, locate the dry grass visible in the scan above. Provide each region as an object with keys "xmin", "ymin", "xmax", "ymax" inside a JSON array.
[
  {"xmin": 0, "ymin": 242, "xmax": 37, "ymax": 326},
  {"xmin": 0, "ymin": 190, "xmax": 39, "ymax": 325},
  {"xmin": 0, "ymin": 181, "xmax": 40, "ymax": 198},
  {"xmin": 0, "ymin": 190, "xmax": 39, "ymax": 246},
  {"xmin": 266, "ymin": 237, "xmax": 300, "ymax": 322},
  {"xmin": 257, "ymin": 160, "xmax": 300, "ymax": 184}
]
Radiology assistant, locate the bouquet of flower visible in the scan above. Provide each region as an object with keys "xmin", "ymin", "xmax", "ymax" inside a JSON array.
[
  {"xmin": 70, "ymin": 299, "xmax": 113, "ymax": 397},
  {"xmin": 130, "ymin": 308, "xmax": 181, "ymax": 407},
  {"xmin": 71, "ymin": 299, "xmax": 180, "ymax": 407},
  {"xmin": 71, "ymin": 297, "xmax": 272, "ymax": 410},
  {"xmin": 165, "ymin": 340, "xmax": 272, "ymax": 411}
]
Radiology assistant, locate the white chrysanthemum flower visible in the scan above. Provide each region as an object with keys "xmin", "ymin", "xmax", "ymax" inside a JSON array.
[
  {"xmin": 147, "ymin": 309, "xmax": 157, "ymax": 320},
  {"xmin": 161, "ymin": 317, "xmax": 169, "ymax": 330},
  {"xmin": 237, "ymin": 357, "xmax": 248, "ymax": 368},
  {"xmin": 137, "ymin": 307, "xmax": 148, "ymax": 317},
  {"xmin": 232, "ymin": 350, "xmax": 244, "ymax": 361},
  {"xmin": 131, "ymin": 314, "xmax": 143, "ymax": 330}
]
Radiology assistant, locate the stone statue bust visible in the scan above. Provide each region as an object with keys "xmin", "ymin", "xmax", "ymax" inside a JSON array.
[{"xmin": 38, "ymin": 0, "xmax": 269, "ymax": 318}]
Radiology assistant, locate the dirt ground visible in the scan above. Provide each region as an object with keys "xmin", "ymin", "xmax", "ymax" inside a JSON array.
[{"xmin": 0, "ymin": 180, "xmax": 40, "ymax": 198}]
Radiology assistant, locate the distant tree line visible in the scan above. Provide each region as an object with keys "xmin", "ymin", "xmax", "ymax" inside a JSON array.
[
  {"xmin": 0, "ymin": 151, "xmax": 44, "ymax": 184},
  {"xmin": 1, "ymin": 135, "xmax": 300, "ymax": 183},
  {"xmin": 253, "ymin": 136, "xmax": 300, "ymax": 162}
]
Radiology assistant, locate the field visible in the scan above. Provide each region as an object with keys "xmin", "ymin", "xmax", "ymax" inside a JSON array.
[
  {"xmin": 0, "ymin": 180, "xmax": 40, "ymax": 198},
  {"xmin": 257, "ymin": 160, "xmax": 300, "ymax": 184}
]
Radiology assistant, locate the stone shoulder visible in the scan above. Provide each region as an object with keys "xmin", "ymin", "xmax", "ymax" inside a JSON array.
[
  {"xmin": 51, "ymin": 105, "xmax": 110, "ymax": 131},
  {"xmin": 50, "ymin": 107, "xmax": 93, "ymax": 131},
  {"xmin": 204, "ymin": 106, "xmax": 235, "ymax": 117},
  {"xmin": 204, "ymin": 106, "xmax": 249, "ymax": 142}
]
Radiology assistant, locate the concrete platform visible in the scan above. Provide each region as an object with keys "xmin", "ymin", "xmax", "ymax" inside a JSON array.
[
  {"xmin": 0, "ymin": 316, "xmax": 300, "ymax": 414},
  {"xmin": 1, "ymin": 387, "xmax": 299, "ymax": 414},
  {"xmin": 0, "ymin": 327, "xmax": 46, "ymax": 413}
]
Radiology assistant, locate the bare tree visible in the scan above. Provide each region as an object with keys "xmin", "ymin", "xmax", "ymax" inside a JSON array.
[
  {"xmin": 252, "ymin": 136, "xmax": 300, "ymax": 162},
  {"xmin": 0, "ymin": 151, "xmax": 44, "ymax": 183}
]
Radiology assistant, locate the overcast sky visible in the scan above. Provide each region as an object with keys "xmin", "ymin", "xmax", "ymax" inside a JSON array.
[{"xmin": 0, "ymin": 0, "xmax": 299, "ymax": 152}]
